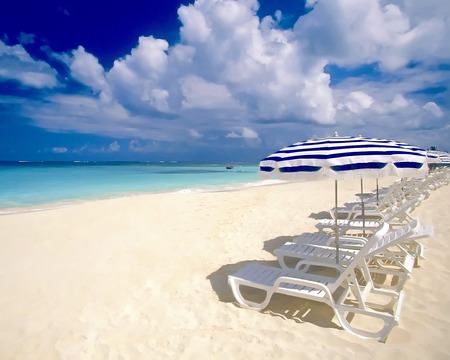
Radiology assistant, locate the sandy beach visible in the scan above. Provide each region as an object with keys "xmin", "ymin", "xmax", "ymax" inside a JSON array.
[{"xmin": 0, "ymin": 176, "xmax": 449, "ymax": 359}]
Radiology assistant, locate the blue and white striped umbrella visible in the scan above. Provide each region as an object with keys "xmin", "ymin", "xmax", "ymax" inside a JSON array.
[
  {"xmin": 259, "ymin": 136, "xmax": 428, "ymax": 181},
  {"xmin": 427, "ymin": 150, "xmax": 450, "ymax": 166},
  {"xmin": 441, "ymin": 153, "xmax": 450, "ymax": 165},
  {"xmin": 259, "ymin": 135, "xmax": 428, "ymax": 263}
]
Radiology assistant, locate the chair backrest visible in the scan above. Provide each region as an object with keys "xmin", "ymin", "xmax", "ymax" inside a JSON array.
[
  {"xmin": 366, "ymin": 220, "xmax": 419, "ymax": 258},
  {"xmin": 376, "ymin": 179, "xmax": 403, "ymax": 209},
  {"xmin": 382, "ymin": 194, "xmax": 424, "ymax": 223},
  {"xmin": 328, "ymin": 222, "xmax": 390, "ymax": 293},
  {"xmin": 379, "ymin": 177, "xmax": 411, "ymax": 209}
]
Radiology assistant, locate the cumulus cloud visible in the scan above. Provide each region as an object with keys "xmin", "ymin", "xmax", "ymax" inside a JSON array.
[
  {"xmin": 28, "ymin": 0, "xmax": 339, "ymax": 141},
  {"xmin": 107, "ymin": 36, "xmax": 171, "ymax": 114},
  {"xmin": 340, "ymin": 91, "xmax": 375, "ymax": 113},
  {"xmin": 180, "ymin": 75, "xmax": 239, "ymax": 109},
  {"xmin": 66, "ymin": 46, "xmax": 108, "ymax": 93},
  {"xmin": 294, "ymin": 0, "xmax": 450, "ymax": 71}
]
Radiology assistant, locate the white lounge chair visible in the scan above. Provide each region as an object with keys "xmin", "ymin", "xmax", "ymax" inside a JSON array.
[
  {"xmin": 316, "ymin": 194, "xmax": 427, "ymax": 263},
  {"xmin": 329, "ymin": 178, "xmax": 410, "ymax": 220},
  {"xmin": 274, "ymin": 220, "xmax": 431, "ymax": 291},
  {"xmin": 402, "ymin": 171, "xmax": 449, "ymax": 199},
  {"xmin": 316, "ymin": 194, "xmax": 424, "ymax": 236},
  {"xmin": 228, "ymin": 223, "xmax": 405, "ymax": 342}
]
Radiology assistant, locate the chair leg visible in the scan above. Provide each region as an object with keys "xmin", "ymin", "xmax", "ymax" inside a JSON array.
[
  {"xmin": 334, "ymin": 304, "xmax": 398, "ymax": 342},
  {"xmin": 228, "ymin": 278, "xmax": 273, "ymax": 311}
]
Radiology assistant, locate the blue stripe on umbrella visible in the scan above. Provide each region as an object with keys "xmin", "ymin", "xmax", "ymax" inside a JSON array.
[
  {"xmin": 259, "ymin": 166, "xmax": 275, "ymax": 173},
  {"xmin": 330, "ymin": 162, "xmax": 388, "ymax": 172},
  {"xmin": 279, "ymin": 165, "xmax": 322, "ymax": 173},
  {"xmin": 394, "ymin": 162, "xmax": 425, "ymax": 169}
]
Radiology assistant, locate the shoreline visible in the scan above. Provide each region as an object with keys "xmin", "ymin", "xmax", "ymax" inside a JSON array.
[{"xmin": 0, "ymin": 178, "xmax": 285, "ymax": 216}]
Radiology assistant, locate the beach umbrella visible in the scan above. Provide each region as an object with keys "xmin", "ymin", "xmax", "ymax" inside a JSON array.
[
  {"xmin": 441, "ymin": 153, "xmax": 450, "ymax": 166},
  {"xmin": 426, "ymin": 150, "xmax": 440, "ymax": 164},
  {"xmin": 259, "ymin": 134, "xmax": 428, "ymax": 263},
  {"xmin": 427, "ymin": 150, "xmax": 450, "ymax": 167}
]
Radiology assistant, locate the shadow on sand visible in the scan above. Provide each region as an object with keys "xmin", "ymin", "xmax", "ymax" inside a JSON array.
[
  {"xmin": 262, "ymin": 235, "xmax": 297, "ymax": 255},
  {"xmin": 309, "ymin": 211, "xmax": 332, "ymax": 220},
  {"xmin": 206, "ymin": 236, "xmax": 340, "ymax": 330}
]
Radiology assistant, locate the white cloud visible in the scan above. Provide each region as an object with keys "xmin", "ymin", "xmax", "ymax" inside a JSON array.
[
  {"xmin": 0, "ymin": 40, "xmax": 58, "ymax": 88},
  {"xmin": 380, "ymin": 94, "xmax": 410, "ymax": 113},
  {"xmin": 107, "ymin": 36, "xmax": 170, "ymax": 113},
  {"xmin": 226, "ymin": 127, "xmax": 259, "ymax": 139},
  {"xmin": 67, "ymin": 46, "xmax": 107, "ymax": 92},
  {"xmin": 299, "ymin": 70, "xmax": 336, "ymax": 123},
  {"xmin": 178, "ymin": 4, "xmax": 211, "ymax": 43},
  {"xmin": 180, "ymin": 75, "xmax": 239, "ymax": 109},
  {"xmin": 226, "ymin": 131, "xmax": 240, "ymax": 139},
  {"xmin": 52, "ymin": 147, "xmax": 67, "ymax": 153},
  {"xmin": 242, "ymin": 127, "xmax": 259, "ymax": 139},
  {"xmin": 274, "ymin": 10, "xmax": 282, "ymax": 22},
  {"xmin": 71, "ymin": 143, "xmax": 122, "ymax": 154},
  {"xmin": 109, "ymin": 141, "xmax": 120, "ymax": 152},
  {"xmin": 294, "ymin": 0, "xmax": 450, "ymax": 71},
  {"xmin": 423, "ymin": 102, "xmax": 444, "ymax": 118},
  {"xmin": 42, "ymin": 0, "xmax": 339, "ymax": 139},
  {"xmin": 342, "ymin": 91, "xmax": 375, "ymax": 113},
  {"xmin": 189, "ymin": 129, "xmax": 203, "ymax": 138}
]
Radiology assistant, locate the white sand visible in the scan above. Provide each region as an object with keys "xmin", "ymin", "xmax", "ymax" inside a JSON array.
[{"xmin": 0, "ymin": 177, "xmax": 449, "ymax": 359}]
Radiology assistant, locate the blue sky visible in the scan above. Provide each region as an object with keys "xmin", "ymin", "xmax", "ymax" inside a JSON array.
[{"xmin": 0, "ymin": 0, "xmax": 449, "ymax": 161}]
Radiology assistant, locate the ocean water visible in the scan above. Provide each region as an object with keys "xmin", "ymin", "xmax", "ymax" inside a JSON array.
[{"xmin": 0, "ymin": 161, "xmax": 269, "ymax": 213}]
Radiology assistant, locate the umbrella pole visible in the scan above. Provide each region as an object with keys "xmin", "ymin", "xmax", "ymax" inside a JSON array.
[
  {"xmin": 376, "ymin": 178, "xmax": 379, "ymax": 206},
  {"xmin": 361, "ymin": 179, "xmax": 366, "ymax": 237},
  {"xmin": 335, "ymin": 180, "xmax": 339, "ymax": 264}
]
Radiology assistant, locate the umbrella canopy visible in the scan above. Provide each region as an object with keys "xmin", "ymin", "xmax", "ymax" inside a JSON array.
[
  {"xmin": 259, "ymin": 135, "xmax": 428, "ymax": 264},
  {"xmin": 426, "ymin": 150, "xmax": 441, "ymax": 164},
  {"xmin": 441, "ymin": 153, "xmax": 450, "ymax": 165},
  {"xmin": 427, "ymin": 150, "xmax": 450, "ymax": 166},
  {"xmin": 259, "ymin": 135, "xmax": 428, "ymax": 181}
]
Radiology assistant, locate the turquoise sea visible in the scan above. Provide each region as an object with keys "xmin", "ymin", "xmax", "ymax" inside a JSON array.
[{"xmin": 0, "ymin": 161, "xmax": 270, "ymax": 214}]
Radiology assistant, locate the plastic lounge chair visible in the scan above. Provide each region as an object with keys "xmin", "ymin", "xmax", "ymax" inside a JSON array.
[
  {"xmin": 228, "ymin": 222, "xmax": 405, "ymax": 342},
  {"xmin": 274, "ymin": 221, "xmax": 430, "ymax": 291},
  {"xmin": 284, "ymin": 222, "xmax": 432, "ymax": 263},
  {"xmin": 330, "ymin": 178, "xmax": 410, "ymax": 220},
  {"xmin": 371, "ymin": 223, "xmax": 433, "ymax": 270},
  {"xmin": 317, "ymin": 193, "xmax": 427, "ymax": 263},
  {"xmin": 316, "ymin": 194, "xmax": 424, "ymax": 236},
  {"xmin": 403, "ymin": 170, "xmax": 449, "ymax": 199},
  {"xmin": 274, "ymin": 223, "xmax": 389, "ymax": 267}
]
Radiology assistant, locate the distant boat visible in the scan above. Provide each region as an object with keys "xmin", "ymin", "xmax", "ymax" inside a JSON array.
[{"xmin": 226, "ymin": 165, "xmax": 234, "ymax": 169}]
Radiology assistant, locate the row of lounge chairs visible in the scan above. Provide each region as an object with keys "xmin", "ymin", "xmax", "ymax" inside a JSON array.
[{"xmin": 227, "ymin": 168, "xmax": 449, "ymax": 342}]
